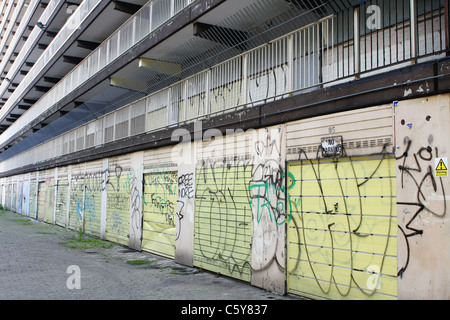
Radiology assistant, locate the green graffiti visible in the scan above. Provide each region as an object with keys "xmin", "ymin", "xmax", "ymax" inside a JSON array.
[{"xmin": 248, "ymin": 171, "xmax": 299, "ymax": 225}]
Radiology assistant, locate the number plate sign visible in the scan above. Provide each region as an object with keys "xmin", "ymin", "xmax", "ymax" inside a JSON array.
[{"xmin": 321, "ymin": 136, "xmax": 343, "ymax": 157}]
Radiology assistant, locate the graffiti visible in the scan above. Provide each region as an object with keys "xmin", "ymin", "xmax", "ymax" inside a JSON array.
[
  {"xmin": 247, "ymin": 53, "xmax": 288, "ymax": 104},
  {"xmin": 106, "ymin": 185, "xmax": 130, "ymax": 242},
  {"xmin": 142, "ymin": 169, "xmax": 177, "ymax": 256},
  {"xmin": 110, "ymin": 210, "xmax": 125, "ymax": 237},
  {"xmin": 192, "ymin": 126, "xmax": 287, "ymax": 291},
  {"xmin": 105, "ymin": 163, "xmax": 131, "ymax": 245},
  {"xmin": 74, "ymin": 198, "xmax": 84, "ymax": 222},
  {"xmin": 83, "ymin": 193, "xmax": 96, "ymax": 225},
  {"xmin": 36, "ymin": 178, "xmax": 55, "ymax": 223},
  {"xmin": 396, "ymin": 139, "xmax": 447, "ymax": 277},
  {"xmin": 176, "ymin": 172, "xmax": 195, "ymax": 237},
  {"xmin": 195, "ymin": 157, "xmax": 253, "ymax": 280},
  {"xmin": 250, "ymin": 127, "xmax": 289, "ymax": 226},
  {"xmin": 287, "ymin": 144, "xmax": 397, "ymax": 299},
  {"xmin": 178, "ymin": 173, "xmax": 194, "ymax": 199},
  {"xmin": 55, "ymin": 180, "xmax": 69, "ymax": 226},
  {"xmin": 176, "ymin": 200, "xmax": 185, "ymax": 241},
  {"xmin": 248, "ymin": 162, "xmax": 298, "ymax": 225},
  {"xmin": 128, "ymin": 167, "xmax": 142, "ymax": 248},
  {"xmin": 143, "ymin": 170, "xmax": 177, "ymax": 222},
  {"xmin": 83, "ymin": 164, "xmax": 123, "ymax": 192}
]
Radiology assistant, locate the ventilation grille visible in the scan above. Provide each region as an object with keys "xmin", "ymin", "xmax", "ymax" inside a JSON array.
[{"xmin": 287, "ymin": 137, "xmax": 392, "ymax": 155}]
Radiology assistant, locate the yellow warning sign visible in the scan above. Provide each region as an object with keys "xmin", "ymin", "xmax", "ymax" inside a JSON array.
[{"xmin": 435, "ymin": 158, "xmax": 448, "ymax": 177}]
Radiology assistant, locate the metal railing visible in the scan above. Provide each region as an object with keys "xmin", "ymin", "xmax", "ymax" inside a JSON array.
[
  {"xmin": 0, "ymin": 0, "xmax": 448, "ymax": 172},
  {"xmin": 0, "ymin": 0, "xmax": 60, "ymax": 98},
  {"xmin": 0, "ymin": 0, "xmax": 196, "ymax": 147},
  {"xmin": 0, "ymin": 0, "xmax": 101, "ymax": 140}
]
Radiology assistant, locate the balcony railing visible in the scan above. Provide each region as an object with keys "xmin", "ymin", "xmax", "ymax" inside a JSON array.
[
  {"xmin": 0, "ymin": 0, "xmax": 196, "ymax": 147},
  {"xmin": 0, "ymin": 0, "xmax": 448, "ymax": 172},
  {"xmin": 0, "ymin": 0, "xmax": 69, "ymax": 103}
]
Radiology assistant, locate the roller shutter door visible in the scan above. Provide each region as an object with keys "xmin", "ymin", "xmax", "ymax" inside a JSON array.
[
  {"xmin": 69, "ymin": 168, "xmax": 85, "ymax": 232},
  {"xmin": 55, "ymin": 178, "xmax": 68, "ymax": 227},
  {"xmin": 286, "ymin": 105, "xmax": 397, "ymax": 300},
  {"xmin": 193, "ymin": 162, "xmax": 253, "ymax": 282},
  {"xmin": 287, "ymin": 156, "xmax": 397, "ymax": 300},
  {"xmin": 105, "ymin": 160, "xmax": 131, "ymax": 246},
  {"xmin": 142, "ymin": 170, "xmax": 177, "ymax": 259}
]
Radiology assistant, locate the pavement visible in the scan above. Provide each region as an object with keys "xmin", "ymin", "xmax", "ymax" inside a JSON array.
[{"xmin": 0, "ymin": 209, "xmax": 303, "ymax": 303}]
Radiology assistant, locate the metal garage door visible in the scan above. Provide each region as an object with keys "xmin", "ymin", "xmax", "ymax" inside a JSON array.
[
  {"xmin": 37, "ymin": 180, "xmax": 54, "ymax": 223},
  {"xmin": 105, "ymin": 163, "xmax": 130, "ymax": 246},
  {"xmin": 193, "ymin": 162, "xmax": 253, "ymax": 282},
  {"xmin": 55, "ymin": 178, "xmax": 68, "ymax": 227},
  {"xmin": 287, "ymin": 155, "xmax": 397, "ymax": 300},
  {"xmin": 142, "ymin": 170, "xmax": 178, "ymax": 259}
]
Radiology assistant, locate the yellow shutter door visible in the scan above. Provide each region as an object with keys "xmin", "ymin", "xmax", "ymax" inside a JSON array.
[
  {"xmin": 142, "ymin": 171, "xmax": 177, "ymax": 259},
  {"xmin": 69, "ymin": 175, "xmax": 84, "ymax": 232},
  {"xmin": 287, "ymin": 155, "xmax": 397, "ymax": 300},
  {"xmin": 106, "ymin": 168, "xmax": 130, "ymax": 246},
  {"xmin": 83, "ymin": 177, "xmax": 102, "ymax": 237},
  {"xmin": 193, "ymin": 163, "xmax": 253, "ymax": 282}
]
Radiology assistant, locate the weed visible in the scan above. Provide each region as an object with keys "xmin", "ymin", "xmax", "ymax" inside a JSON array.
[
  {"xmin": 126, "ymin": 259, "xmax": 149, "ymax": 265},
  {"xmin": 15, "ymin": 219, "xmax": 34, "ymax": 226},
  {"xmin": 62, "ymin": 228, "xmax": 114, "ymax": 250}
]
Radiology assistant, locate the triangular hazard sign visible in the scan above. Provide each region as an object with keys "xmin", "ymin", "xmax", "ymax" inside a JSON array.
[{"xmin": 436, "ymin": 159, "xmax": 447, "ymax": 171}]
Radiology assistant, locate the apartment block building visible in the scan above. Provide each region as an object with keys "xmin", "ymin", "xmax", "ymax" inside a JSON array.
[{"xmin": 0, "ymin": 0, "xmax": 449, "ymax": 299}]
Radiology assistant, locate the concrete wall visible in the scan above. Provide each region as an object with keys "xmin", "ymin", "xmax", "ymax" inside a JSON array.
[
  {"xmin": 1, "ymin": 94, "xmax": 448, "ymax": 299},
  {"xmin": 395, "ymin": 95, "xmax": 450, "ymax": 299}
]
